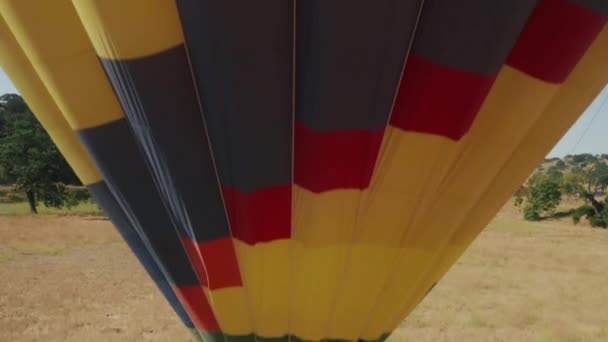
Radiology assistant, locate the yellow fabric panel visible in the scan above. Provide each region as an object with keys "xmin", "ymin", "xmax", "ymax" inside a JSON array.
[
  {"xmin": 203, "ymin": 286, "xmax": 252, "ymax": 336},
  {"xmin": 372, "ymin": 128, "xmax": 462, "ymax": 196},
  {"xmin": 290, "ymin": 244, "xmax": 348, "ymax": 341},
  {"xmin": 365, "ymin": 129, "xmax": 465, "ymax": 251},
  {"xmin": 360, "ymin": 70, "xmax": 559, "ymax": 340},
  {"xmin": 292, "ymin": 188, "xmax": 360, "ymax": 246},
  {"xmin": 72, "ymin": 0, "xmax": 184, "ymax": 59},
  {"xmin": 0, "ymin": 0, "xmax": 124, "ymax": 129},
  {"xmin": 323, "ymin": 191, "xmax": 425, "ymax": 339},
  {"xmin": 289, "ymin": 187, "xmax": 362, "ymax": 340},
  {"xmin": 324, "ymin": 245, "xmax": 399, "ymax": 341},
  {"xmin": 0, "ymin": 18, "xmax": 101, "ymax": 185},
  {"xmin": 233, "ymin": 239, "xmax": 290, "ymax": 337}
]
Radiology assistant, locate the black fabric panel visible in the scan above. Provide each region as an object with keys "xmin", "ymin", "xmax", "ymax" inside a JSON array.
[
  {"xmin": 296, "ymin": 0, "xmax": 422, "ymax": 131},
  {"xmin": 87, "ymin": 181, "xmax": 194, "ymax": 328},
  {"xmin": 99, "ymin": 45, "xmax": 231, "ymax": 241},
  {"xmin": 77, "ymin": 119, "xmax": 200, "ymax": 287},
  {"xmin": 412, "ymin": 0, "xmax": 538, "ymax": 75},
  {"xmin": 175, "ymin": 0, "xmax": 293, "ymax": 192},
  {"xmin": 569, "ymin": 0, "xmax": 608, "ymax": 14}
]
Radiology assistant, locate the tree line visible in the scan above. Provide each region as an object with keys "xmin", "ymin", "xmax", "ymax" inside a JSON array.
[
  {"xmin": 0, "ymin": 93, "xmax": 86, "ymax": 213},
  {"xmin": 515, "ymin": 153, "xmax": 608, "ymax": 228}
]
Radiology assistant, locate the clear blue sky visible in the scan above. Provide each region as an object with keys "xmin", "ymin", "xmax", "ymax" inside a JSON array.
[
  {"xmin": 1, "ymin": 67, "xmax": 607, "ymax": 157},
  {"xmin": 0, "ymin": 67, "xmax": 18, "ymax": 94},
  {"xmin": 547, "ymin": 85, "xmax": 608, "ymax": 158}
]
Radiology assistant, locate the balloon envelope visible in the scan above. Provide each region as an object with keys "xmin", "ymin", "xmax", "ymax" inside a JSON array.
[{"xmin": 0, "ymin": 0, "xmax": 607, "ymax": 341}]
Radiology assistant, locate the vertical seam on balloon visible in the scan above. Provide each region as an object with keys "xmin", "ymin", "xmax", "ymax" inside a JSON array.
[
  {"xmin": 94, "ymin": 27, "xmax": 156, "ymax": 263},
  {"xmin": 359, "ymin": 136, "xmax": 447, "ymax": 339},
  {"xmin": 180, "ymin": 18, "xmax": 258, "ymax": 341},
  {"xmin": 100, "ymin": 29, "xmax": 175, "ymax": 276},
  {"xmin": 315, "ymin": 1, "xmax": 429, "ymax": 340},
  {"xmin": 288, "ymin": 0, "xmax": 297, "ymax": 341},
  {"xmin": 98, "ymin": 29, "xmax": 219, "ymax": 332},
  {"xmin": 367, "ymin": 0, "xmax": 428, "ymax": 191},
  {"xmin": 59, "ymin": 5, "xmax": 173, "ymax": 312},
  {"xmin": 84, "ymin": 5, "xmax": 228, "ymax": 336},
  {"xmin": 91, "ymin": 27, "xmax": 207, "ymax": 329}
]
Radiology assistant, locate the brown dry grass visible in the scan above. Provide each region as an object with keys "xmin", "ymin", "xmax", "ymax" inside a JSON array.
[
  {"xmin": 0, "ymin": 216, "xmax": 191, "ymax": 342},
  {"xmin": 1, "ymin": 204, "xmax": 608, "ymax": 341},
  {"xmin": 396, "ymin": 204, "xmax": 608, "ymax": 342}
]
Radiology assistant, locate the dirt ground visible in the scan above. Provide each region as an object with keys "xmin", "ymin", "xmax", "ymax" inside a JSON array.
[{"xmin": 1, "ymin": 207, "xmax": 608, "ymax": 342}]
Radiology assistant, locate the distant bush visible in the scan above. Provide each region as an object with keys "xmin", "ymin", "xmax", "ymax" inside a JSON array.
[
  {"xmin": 518, "ymin": 154, "xmax": 608, "ymax": 228},
  {"xmin": 568, "ymin": 153, "xmax": 595, "ymax": 165},
  {"xmin": 524, "ymin": 206, "xmax": 541, "ymax": 221},
  {"xmin": 554, "ymin": 159, "xmax": 566, "ymax": 170},
  {"xmin": 596, "ymin": 198, "xmax": 608, "ymax": 229},
  {"xmin": 589, "ymin": 215, "xmax": 607, "ymax": 228},
  {"xmin": 572, "ymin": 205, "xmax": 594, "ymax": 224},
  {"xmin": 515, "ymin": 174, "xmax": 562, "ymax": 221},
  {"xmin": 65, "ymin": 187, "xmax": 93, "ymax": 208},
  {"xmin": 571, "ymin": 201, "xmax": 608, "ymax": 229}
]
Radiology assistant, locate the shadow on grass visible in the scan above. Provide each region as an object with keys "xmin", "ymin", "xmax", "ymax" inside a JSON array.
[
  {"xmin": 540, "ymin": 209, "xmax": 575, "ymax": 221},
  {"xmin": 81, "ymin": 216, "xmax": 109, "ymax": 221}
]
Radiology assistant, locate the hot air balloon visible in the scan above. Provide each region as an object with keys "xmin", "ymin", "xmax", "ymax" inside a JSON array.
[{"xmin": 0, "ymin": 0, "xmax": 606, "ymax": 341}]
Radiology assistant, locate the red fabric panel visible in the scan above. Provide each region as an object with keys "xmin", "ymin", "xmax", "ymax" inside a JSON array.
[
  {"xmin": 180, "ymin": 237, "xmax": 209, "ymax": 287},
  {"xmin": 222, "ymin": 185, "xmax": 291, "ymax": 244},
  {"xmin": 172, "ymin": 284, "xmax": 220, "ymax": 332},
  {"xmin": 197, "ymin": 237, "xmax": 243, "ymax": 289},
  {"xmin": 507, "ymin": 0, "xmax": 607, "ymax": 83},
  {"xmin": 181, "ymin": 237, "xmax": 243, "ymax": 289},
  {"xmin": 390, "ymin": 55, "xmax": 496, "ymax": 140},
  {"xmin": 294, "ymin": 121, "xmax": 385, "ymax": 193}
]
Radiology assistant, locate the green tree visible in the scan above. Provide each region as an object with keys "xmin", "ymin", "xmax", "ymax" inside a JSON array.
[
  {"xmin": 566, "ymin": 153, "xmax": 596, "ymax": 167},
  {"xmin": 561, "ymin": 170, "xmax": 584, "ymax": 198},
  {"xmin": 554, "ymin": 159, "xmax": 566, "ymax": 170},
  {"xmin": 566, "ymin": 160, "xmax": 608, "ymax": 214},
  {"xmin": 0, "ymin": 93, "xmax": 78, "ymax": 213},
  {"xmin": 515, "ymin": 173, "xmax": 562, "ymax": 221},
  {"xmin": 556, "ymin": 155, "xmax": 608, "ymax": 228},
  {"xmin": 546, "ymin": 165, "xmax": 564, "ymax": 183}
]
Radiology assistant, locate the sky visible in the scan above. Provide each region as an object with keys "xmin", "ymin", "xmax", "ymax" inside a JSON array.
[
  {"xmin": 0, "ymin": 67, "xmax": 18, "ymax": 94},
  {"xmin": 1, "ymin": 67, "xmax": 607, "ymax": 157},
  {"xmin": 546, "ymin": 85, "xmax": 608, "ymax": 158}
]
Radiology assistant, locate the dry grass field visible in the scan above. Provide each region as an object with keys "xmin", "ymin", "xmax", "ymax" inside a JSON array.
[{"xmin": 1, "ymin": 202, "xmax": 607, "ymax": 342}]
